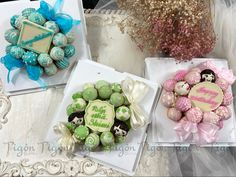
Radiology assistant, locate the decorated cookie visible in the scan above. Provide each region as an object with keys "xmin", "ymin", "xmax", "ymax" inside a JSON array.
[
  {"xmin": 174, "ymin": 81, "xmax": 190, "ymax": 96},
  {"xmin": 85, "ymin": 100, "xmax": 115, "ymax": 132},
  {"xmin": 111, "ymin": 120, "xmax": 129, "ymax": 137},
  {"xmin": 85, "ymin": 133, "xmax": 100, "ymax": 150},
  {"xmin": 68, "ymin": 112, "xmax": 85, "ymax": 125},
  {"xmin": 74, "ymin": 125, "xmax": 89, "ymax": 140},
  {"xmin": 98, "ymin": 85, "xmax": 113, "ymax": 99},
  {"xmin": 37, "ymin": 53, "xmax": 53, "ymax": 67},
  {"xmin": 82, "ymin": 87, "xmax": 98, "ymax": 101},
  {"xmin": 188, "ymin": 82, "xmax": 224, "ymax": 112},
  {"xmin": 110, "ymin": 93, "xmax": 125, "ymax": 107},
  {"xmin": 200, "ymin": 69, "xmax": 216, "ymax": 83},
  {"xmin": 111, "ymin": 83, "xmax": 122, "ymax": 93},
  {"xmin": 167, "ymin": 108, "xmax": 182, "ymax": 121},
  {"xmin": 161, "ymin": 91, "xmax": 175, "ymax": 108},
  {"xmin": 116, "ymin": 106, "xmax": 131, "ymax": 121}
]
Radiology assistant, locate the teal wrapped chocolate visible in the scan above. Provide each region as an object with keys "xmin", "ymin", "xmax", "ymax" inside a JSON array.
[
  {"xmin": 22, "ymin": 8, "xmax": 36, "ymax": 18},
  {"xmin": 44, "ymin": 21, "xmax": 59, "ymax": 33},
  {"xmin": 66, "ymin": 30, "xmax": 75, "ymax": 44},
  {"xmin": 37, "ymin": 53, "xmax": 53, "ymax": 67},
  {"xmin": 10, "ymin": 15, "xmax": 19, "ymax": 28},
  {"xmin": 50, "ymin": 47, "xmax": 64, "ymax": 61},
  {"xmin": 44, "ymin": 63, "xmax": 58, "ymax": 76},
  {"xmin": 10, "ymin": 46, "xmax": 25, "ymax": 59},
  {"xmin": 28, "ymin": 12, "xmax": 46, "ymax": 25},
  {"xmin": 15, "ymin": 16, "xmax": 27, "ymax": 30},
  {"xmin": 4, "ymin": 28, "xmax": 20, "ymax": 45},
  {"xmin": 5, "ymin": 44, "xmax": 14, "ymax": 54},
  {"xmin": 22, "ymin": 51, "xmax": 38, "ymax": 65},
  {"xmin": 55, "ymin": 58, "xmax": 70, "ymax": 69},
  {"xmin": 53, "ymin": 33, "xmax": 67, "ymax": 47},
  {"xmin": 64, "ymin": 44, "xmax": 75, "ymax": 58}
]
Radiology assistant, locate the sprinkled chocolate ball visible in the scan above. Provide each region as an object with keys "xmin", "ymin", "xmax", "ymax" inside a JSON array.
[
  {"xmin": 22, "ymin": 51, "xmax": 38, "ymax": 65},
  {"xmin": 74, "ymin": 125, "xmax": 89, "ymax": 140},
  {"xmin": 167, "ymin": 108, "xmax": 182, "ymax": 121},
  {"xmin": 95, "ymin": 80, "xmax": 110, "ymax": 89},
  {"xmin": 4, "ymin": 28, "xmax": 20, "ymax": 45},
  {"xmin": 44, "ymin": 21, "xmax": 59, "ymax": 33},
  {"xmin": 9, "ymin": 46, "xmax": 25, "ymax": 59},
  {"xmin": 161, "ymin": 91, "xmax": 175, "ymax": 108},
  {"xmin": 163, "ymin": 79, "xmax": 176, "ymax": 92},
  {"xmin": 98, "ymin": 85, "xmax": 112, "ymax": 99},
  {"xmin": 116, "ymin": 106, "xmax": 131, "ymax": 121},
  {"xmin": 110, "ymin": 93, "xmax": 124, "ymax": 107},
  {"xmin": 37, "ymin": 53, "xmax": 53, "ymax": 67},
  {"xmin": 44, "ymin": 63, "xmax": 58, "ymax": 76},
  {"xmin": 184, "ymin": 71, "xmax": 201, "ymax": 85},
  {"xmin": 85, "ymin": 133, "xmax": 100, "ymax": 150},
  {"xmin": 22, "ymin": 8, "xmax": 36, "ymax": 18},
  {"xmin": 82, "ymin": 87, "xmax": 98, "ymax": 101},
  {"xmin": 50, "ymin": 47, "xmax": 65, "ymax": 61},
  {"xmin": 28, "ymin": 12, "xmax": 46, "ymax": 25},
  {"xmin": 64, "ymin": 44, "xmax": 75, "ymax": 58},
  {"xmin": 53, "ymin": 33, "xmax": 67, "ymax": 47},
  {"xmin": 175, "ymin": 97, "xmax": 192, "ymax": 112},
  {"xmin": 10, "ymin": 15, "xmax": 19, "ymax": 28},
  {"xmin": 174, "ymin": 70, "xmax": 188, "ymax": 81},
  {"xmin": 55, "ymin": 58, "xmax": 70, "ymax": 70},
  {"xmin": 111, "ymin": 83, "xmax": 122, "ymax": 93},
  {"xmin": 186, "ymin": 107, "xmax": 203, "ymax": 123}
]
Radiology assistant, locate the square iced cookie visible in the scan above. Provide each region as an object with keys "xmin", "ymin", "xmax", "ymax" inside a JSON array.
[{"xmin": 17, "ymin": 20, "xmax": 54, "ymax": 54}]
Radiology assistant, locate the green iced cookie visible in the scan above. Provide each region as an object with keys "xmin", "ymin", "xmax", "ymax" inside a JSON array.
[
  {"xmin": 66, "ymin": 122, "xmax": 77, "ymax": 134},
  {"xmin": 74, "ymin": 98, "xmax": 87, "ymax": 112},
  {"xmin": 74, "ymin": 125, "xmax": 89, "ymax": 140},
  {"xmin": 82, "ymin": 87, "xmax": 98, "ymax": 101},
  {"xmin": 111, "ymin": 83, "xmax": 122, "ymax": 93},
  {"xmin": 84, "ymin": 133, "xmax": 100, "ymax": 150},
  {"xmin": 110, "ymin": 93, "xmax": 124, "ymax": 107},
  {"xmin": 72, "ymin": 91, "xmax": 83, "ymax": 100},
  {"xmin": 95, "ymin": 80, "xmax": 110, "ymax": 89},
  {"xmin": 116, "ymin": 106, "xmax": 131, "ymax": 121},
  {"xmin": 100, "ymin": 131, "xmax": 115, "ymax": 147},
  {"xmin": 98, "ymin": 85, "xmax": 112, "ymax": 99}
]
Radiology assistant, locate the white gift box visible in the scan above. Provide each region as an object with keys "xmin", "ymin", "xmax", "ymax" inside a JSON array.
[
  {"xmin": 46, "ymin": 60, "xmax": 159, "ymax": 175},
  {"xmin": 0, "ymin": 0, "xmax": 90, "ymax": 95},
  {"xmin": 145, "ymin": 58, "xmax": 236, "ymax": 147}
]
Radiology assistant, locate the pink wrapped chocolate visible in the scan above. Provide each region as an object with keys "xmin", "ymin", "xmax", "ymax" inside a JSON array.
[
  {"xmin": 174, "ymin": 70, "xmax": 188, "ymax": 81},
  {"xmin": 190, "ymin": 67, "xmax": 201, "ymax": 73},
  {"xmin": 175, "ymin": 97, "xmax": 192, "ymax": 112},
  {"xmin": 186, "ymin": 107, "xmax": 203, "ymax": 123},
  {"xmin": 215, "ymin": 78, "xmax": 229, "ymax": 91},
  {"xmin": 163, "ymin": 79, "xmax": 177, "ymax": 92},
  {"xmin": 223, "ymin": 91, "xmax": 233, "ymax": 106},
  {"xmin": 203, "ymin": 112, "xmax": 221, "ymax": 125},
  {"xmin": 184, "ymin": 71, "xmax": 201, "ymax": 85},
  {"xmin": 161, "ymin": 91, "xmax": 175, "ymax": 108},
  {"xmin": 215, "ymin": 106, "xmax": 232, "ymax": 120},
  {"xmin": 167, "ymin": 108, "xmax": 182, "ymax": 121}
]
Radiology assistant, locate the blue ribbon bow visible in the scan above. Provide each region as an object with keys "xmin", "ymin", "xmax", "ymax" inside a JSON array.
[
  {"xmin": 38, "ymin": 0, "xmax": 80, "ymax": 34},
  {"xmin": 0, "ymin": 54, "xmax": 46, "ymax": 88}
]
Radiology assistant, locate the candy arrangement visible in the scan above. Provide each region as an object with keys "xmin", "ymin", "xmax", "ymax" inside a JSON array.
[
  {"xmin": 161, "ymin": 61, "xmax": 236, "ymax": 144},
  {"xmin": 55, "ymin": 80, "xmax": 137, "ymax": 151},
  {"xmin": 1, "ymin": 0, "xmax": 79, "ymax": 84}
]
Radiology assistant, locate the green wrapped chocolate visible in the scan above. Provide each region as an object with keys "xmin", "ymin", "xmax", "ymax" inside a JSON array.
[
  {"xmin": 98, "ymin": 85, "xmax": 112, "ymax": 99},
  {"xmin": 44, "ymin": 63, "xmax": 58, "ymax": 76},
  {"xmin": 66, "ymin": 104, "xmax": 77, "ymax": 116},
  {"xmin": 95, "ymin": 80, "xmax": 110, "ymax": 89},
  {"xmin": 115, "ymin": 136, "xmax": 126, "ymax": 144},
  {"xmin": 83, "ymin": 83, "xmax": 94, "ymax": 90},
  {"xmin": 74, "ymin": 125, "xmax": 89, "ymax": 140},
  {"xmin": 72, "ymin": 91, "xmax": 83, "ymax": 100},
  {"xmin": 74, "ymin": 98, "xmax": 87, "ymax": 112},
  {"xmin": 82, "ymin": 87, "xmax": 98, "ymax": 101},
  {"xmin": 110, "ymin": 93, "xmax": 124, "ymax": 107},
  {"xmin": 84, "ymin": 133, "xmax": 100, "ymax": 150},
  {"xmin": 37, "ymin": 53, "xmax": 53, "ymax": 67},
  {"xmin": 116, "ymin": 106, "xmax": 131, "ymax": 121},
  {"xmin": 100, "ymin": 131, "xmax": 115, "ymax": 148},
  {"xmin": 111, "ymin": 83, "xmax": 122, "ymax": 93},
  {"xmin": 66, "ymin": 122, "xmax": 77, "ymax": 133}
]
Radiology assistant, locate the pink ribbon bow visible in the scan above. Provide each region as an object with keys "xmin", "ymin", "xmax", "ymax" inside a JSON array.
[{"xmin": 197, "ymin": 122, "xmax": 219, "ymax": 144}]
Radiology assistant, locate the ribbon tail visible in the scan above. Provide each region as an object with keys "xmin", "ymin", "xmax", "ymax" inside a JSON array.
[
  {"xmin": 130, "ymin": 104, "xmax": 148, "ymax": 130},
  {"xmin": 53, "ymin": 0, "xmax": 64, "ymax": 13},
  {"xmin": 36, "ymin": 79, "xmax": 47, "ymax": 90}
]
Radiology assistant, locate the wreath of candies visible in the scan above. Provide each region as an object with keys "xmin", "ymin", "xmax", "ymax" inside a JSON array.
[
  {"xmin": 161, "ymin": 62, "xmax": 236, "ymax": 143},
  {"xmin": 65, "ymin": 80, "xmax": 132, "ymax": 151},
  {"xmin": 3, "ymin": 7, "xmax": 76, "ymax": 78}
]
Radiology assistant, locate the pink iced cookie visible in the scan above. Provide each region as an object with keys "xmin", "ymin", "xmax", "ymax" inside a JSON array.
[
  {"xmin": 174, "ymin": 70, "xmax": 188, "ymax": 81},
  {"xmin": 215, "ymin": 78, "xmax": 229, "ymax": 91},
  {"xmin": 215, "ymin": 106, "xmax": 232, "ymax": 120},
  {"xmin": 175, "ymin": 97, "xmax": 192, "ymax": 112},
  {"xmin": 163, "ymin": 79, "xmax": 177, "ymax": 92},
  {"xmin": 184, "ymin": 71, "xmax": 201, "ymax": 85},
  {"xmin": 167, "ymin": 108, "xmax": 182, "ymax": 121},
  {"xmin": 223, "ymin": 91, "xmax": 233, "ymax": 106},
  {"xmin": 186, "ymin": 107, "xmax": 203, "ymax": 123},
  {"xmin": 203, "ymin": 111, "xmax": 221, "ymax": 125},
  {"xmin": 161, "ymin": 91, "xmax": 175, "ymax": 108}
]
